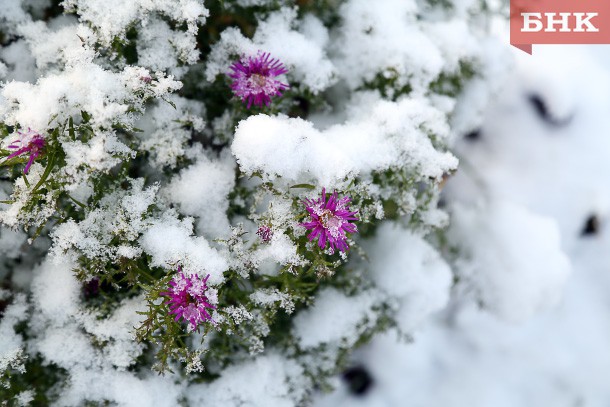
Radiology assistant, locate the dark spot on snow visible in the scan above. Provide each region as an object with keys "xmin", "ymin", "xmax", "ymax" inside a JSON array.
[
  {"xmin": 527, "ymin": 93, "xmax": 573, "ymax": 128},
  {"xmin": 581, "ymin": 214, "xmax": 600, "ymax": 236},
  {"xmin": 464, "ymin": 129, "xmax": 481, "ymax": 142},
  {"xmin": 343, "ymin": 365, "xmax": 374, "ymax": 396},
  {"xmin": 438, "ymin": 196, "xmax": 447, "ymax": 208}
]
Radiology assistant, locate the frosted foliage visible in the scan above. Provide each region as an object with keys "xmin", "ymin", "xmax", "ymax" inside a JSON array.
[
  {"xmin": 367, "ymin": 223, "xmax": 452, "ymax": 332},
  {"xmin": 136, "ymin": 17, "xmax": 200, "ymax": 77},
  {"xmin": 0, "ymin": 163, "xmax": 57, "ymax": 228},
  {"xmin": 0, "ymin": 62, "xmax": 181, "ymax": 131},
  {"xmin": 232, "ymin": 98, "xmax": 457, "ymax": 187},
  {"xmin": 206, "ymin": 8, "xmax": 336, "ymax": 93},
  {"xmin": 334, "ymin": 0, "xmax": 479, "ymax": 94},
  {"xmin": 139, "ymin": 214, "xmax": 228, "ymax": 285},
  {"xmin": 0, "ymin": 0, "xmax": 505, "ymax": 404},
  {"xmin": 61, "ymin": 131, "xmax": 134, "ymax": 178},
  {"xmin": 250, "ymin": 288, "xmax": 295, "ymax": 314},
  {"xmin": 187, "ymin": 354, "xmax": 308, "ymax": 407},
  {"xmin": 253, "ymin": 232, "xmax": 304, "ymax": 268},
  {"xmin": 17, "ymin": 21, "xmax": 93, "ymax": 74},
  {"xmin": 29, "ymin": 258, "xmax": 182, "ymax": 406},
  {"xmin": 62, "ymin": 0, "xmax": 208, "ymax": 45},
  {"xmin": 449, "ymin": 201, "xmax": 571, "ymax": 322},
  {"xmin": 136, "ymin": 95, "xmax": 205, "ymax": 168},
  {"xmin": 80, "ymin": 297, "xmax": 147, "ymax": 369},
  {"xmin": 50, "ymin": 180, "xmax": 157, "ymax": 263}
]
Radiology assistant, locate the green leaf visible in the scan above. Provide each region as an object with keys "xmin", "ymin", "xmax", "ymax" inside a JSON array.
[
  {"xmin": 163, "ymin": 98, "xmax": 177, "ymax": 110},
  {"xmin": 32, "ymin": 153, "xmax": 56, "ymax": 193},
  {"xmin": 68, "ymin": 117, "xmax": 75, "ymax": 140},
  {"xmin": 289, "ymin": 184, "xmax": 316, "ymax": 190}
]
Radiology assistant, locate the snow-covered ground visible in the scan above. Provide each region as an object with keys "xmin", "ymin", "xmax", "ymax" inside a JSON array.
[{"xmin": 315, "ymin": 44, "xmax": 610, "ymax": 407}]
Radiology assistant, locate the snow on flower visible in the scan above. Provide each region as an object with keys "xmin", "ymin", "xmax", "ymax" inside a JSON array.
[
  {"xmin": 161, "ymin": 267, "xmax": 215, "ymax": 331},
  {"xmin": 228, "ymin": 51, "xmax": 289, "ymax": 108},
  {"xmin": 256, "ymin": 225, "xmax": 273, "ymax": 242},
  {"xmin": 302, "ymin": 188, "xmax": 358, "ymax": 253},
  {"xmin": 5, "ymin": 128, "xmax": 45, "ymax": 174}
]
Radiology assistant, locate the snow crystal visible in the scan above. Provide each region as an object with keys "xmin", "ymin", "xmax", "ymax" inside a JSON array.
[
  {"xmin": 50, "ymin": 180, "xmax": 157, "ymax": 263},
  {"xmin": 17, "ymin": 21, "xmax": 94, "ymax": 74},
  {"xmin": 250, "ymin": 288, "xmax": 295, "ymax": 314}
]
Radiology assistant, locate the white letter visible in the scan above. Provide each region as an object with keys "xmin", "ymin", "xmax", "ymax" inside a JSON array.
[
  {"xmin": 573, "ymin": 13, "xmax": 599, "ymax": 32},
  {"xmin": 522, "ymin": 13, "xmax": 543, "ymax": 32},
  {"xmin": 544, "ymin": 12, "xmax": 571, "ymax": 32}
]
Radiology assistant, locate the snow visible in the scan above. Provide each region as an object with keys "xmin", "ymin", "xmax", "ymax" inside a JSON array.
[
  {"xmin": 186, "ymin": 353, "xmax": 309, "ymax": 407},
  {"xmin": 0, "ymin": 293, "xmax": 28, "ymax": 382},
  {"xmin": 206, "ymin": 8, "xmax": 336, "ymax": 93},
  {"xmin": 449, "ymin": 200, "xmax": 571, "ymax": 322},
  {"xmin": 5, "ymin": 0, "xmax": 610, "ymax": 406},
  {"xmin": 332, "ymin": 0, "xmax": 479, "ymax": 95},
  {"xmin": 28, "ymin": 257, "xmax": 184, "ymax": 406},
  {"xmin": 314, "ymin": 43, "xmax": 610, "ymax": 407},
  {"xmin": 139, "ymin": 213, "xmax": 229, "ymax": 285},
  {"xmin": 62, "ymin": 0, "xmax": 208, "ymax": 45},
  {"xmin": 293, "ymin": 287, "xmax": 381, "ymax": 349},
  {"xmin": 136, "ymin": 95, "xmax": 205, "ymax": 168},
  {"xmin": 165, "ymin": 150, "xmax": 235, "ymax": 238},
  {"xmin": 232, "ymin": 97, "xmax": 457, "ymax": 188},
  {"xmin": 0, "ymin": 62, "xmax": 181, "ymax": 131},
  {"xmin": 366, "ymin": 222, "xmax": 453, "ymax": 332},
  {"xmin": 50, "ymin": 179, "xmax": 157, "ymax": 263}
]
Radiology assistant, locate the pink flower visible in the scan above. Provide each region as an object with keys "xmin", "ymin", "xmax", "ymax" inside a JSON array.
[
  {"xmin": 6, "ymin": 128, "xmax": 45, "ymax": 174},
  {"xmin": 302, "ymin": 189, "xmax": 359, "ymax": 253},
  {"xmin": 228, "ymin": 51, "xmax": 289, "ymax": 108},
  {"xmin": 257, "ymin": 225, "xmax": 273, "ymax": 242},
  {"xmin": 160, "ymin": 268, "xmax": 215, "ymax": 331}
]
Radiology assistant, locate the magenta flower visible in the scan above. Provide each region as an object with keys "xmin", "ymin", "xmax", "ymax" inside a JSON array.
[
  {"xmin": 257, "ymin": 225, "xmax": 273, "ymax": 243},
  {"xmin": 302, "ymin": 189, "xmax": 359, "ymax": 253},
  {"xmin": 5, "ymin": 128, "xmax": 45, "ymax": 174},
  {"xmin": 228, "ymin": 51, "xmax": 289, "ymax": 108},
  {"xmin": 160, "ymin": 268, "xmax": 215, "ymax": 331}
]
